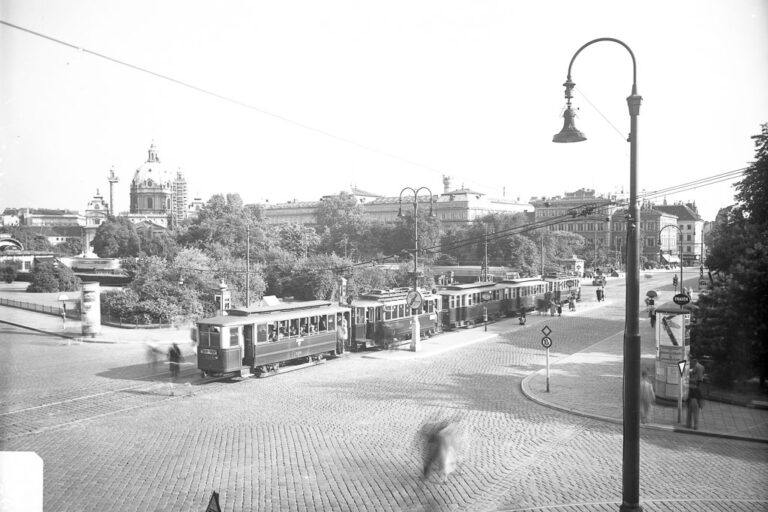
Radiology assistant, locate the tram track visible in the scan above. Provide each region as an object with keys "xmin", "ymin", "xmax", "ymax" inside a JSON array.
[{"xmin": 0, "ymin": 366, "xmax": 227, "ymax": 442}]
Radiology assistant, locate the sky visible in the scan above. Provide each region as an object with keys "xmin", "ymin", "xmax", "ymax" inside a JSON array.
[{"xmin": 1, "ymin": 0, "xmax": 766, "ymax": 222}]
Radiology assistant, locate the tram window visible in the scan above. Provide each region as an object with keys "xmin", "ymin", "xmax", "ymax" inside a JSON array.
[
  {"xmin": 202, "ymin": 325, "xmax": 220, "ymax": 347},
  {"xmin": 268, "ymin": 324, "xmax": 277, "ymax": 342},
  {"xmin": 398, "ymin": 304, "xmax": 405, "ymax": 318},
  {"xmin": 375, "ymin": 307, "xmax": 382, "ymax": 321},
  {"xmin": 257, "ymin": 324, "xmax": 268, "ymax": 343},
  {"xmin": 309, "ymin": 316, "xmax": 318, "ymax": 334},
  {"xmin": 384, "ymin": 307, "xmax": 391, "ymax": 321},
  {"xmin": 319, "ymin": 316, "xmax": 327, "ymax": 332},
  {"xmin": 355, "ymin": 308, "xmax": 364, "ymax": 324},
  {"xmin": 229, "ymin": 326, "xmax": 240, "ymax": 346},
  {"xmin": 279, "ymin": 321, "xmax": 289, "ymax": 338},
  {"xmin": 290, "ymin": 319, "xmax": 299, "ymax": 336},
  {"xmin": 328, "ymin": 314, "xmax": 336, "ymax": 331},
  {"xmin": 299, "ymin": 318, "xmax": 308, "ymax": 335}
]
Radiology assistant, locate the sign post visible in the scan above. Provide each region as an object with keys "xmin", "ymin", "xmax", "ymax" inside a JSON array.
[
  {"xmin": 677, "ymin": 360, "xmax": 687, "ymax": 423},
  {"xmin": 406, "ymin": 290, "xmax": 423, "ymax": 352},
  {"xmin": 541, "ymin": 325, "xmax": 553, "ymax": 392},
  {"xmin": 481, "ymin": 291, "xmax": 491, "ymax": 331}
]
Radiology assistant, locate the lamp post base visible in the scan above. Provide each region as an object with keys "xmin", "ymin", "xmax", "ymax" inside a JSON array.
[{"xmin": 410, "ymin": 316, "xmax": 420, "ymax": 352}]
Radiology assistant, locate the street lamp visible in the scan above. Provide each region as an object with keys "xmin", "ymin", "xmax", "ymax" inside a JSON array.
[
  {"xmin": 658, "ymin": 224, "xmax": 684, "ymax": 297},
  {"xmin": 553, "ymin": 38, "xmax": 643, "ymax": 512},
  {"xmin": 398, "ymin": 187, "xmax": 436, "ymax": 352}
]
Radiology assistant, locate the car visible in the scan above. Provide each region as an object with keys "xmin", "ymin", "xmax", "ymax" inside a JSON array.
[{"xmin": 592, "ymin": 276, "xmax": 606, "ymax": 286}]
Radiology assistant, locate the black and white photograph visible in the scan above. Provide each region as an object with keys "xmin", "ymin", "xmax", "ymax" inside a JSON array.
[{"xmin": 1, "ymin": 1, "xmax": 767, "ymax": 511}]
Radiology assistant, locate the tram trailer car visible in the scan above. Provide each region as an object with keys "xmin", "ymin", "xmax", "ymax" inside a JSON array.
[
  {"xmin": 348, "ymin": 288, "xmax": 441, "ymax": 350},
  {"xmin": 438, "ymin": 278, "xmax": 554, "ymax": 330},
  {"xmin": 195, "ymin": 300, "xmax": 349, "ymax": 377},
  {"xmin": 543, "ymin": 275, "xmax": 582, "ymax": 303}
]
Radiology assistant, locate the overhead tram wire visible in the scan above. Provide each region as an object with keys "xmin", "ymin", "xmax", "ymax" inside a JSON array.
[{"xmin": 0, "ymin": 19, "xmax": 496, "ymax": 193}]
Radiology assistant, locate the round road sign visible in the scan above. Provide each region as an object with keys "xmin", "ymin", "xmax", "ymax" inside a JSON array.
[
  {"xmin": 406, "ymin": 290, "xmax": 423, "ymax": 310},
  {"xmin": 541, "ymin": 336, "xmax": 552, "ymax": 349},
  {"xmin": 481, "ymin": 291, "xmax": 492, "ymax": 302},
  {"xmin": 672, "ymin": 293, "xmax": 691, "ymax": 306}
]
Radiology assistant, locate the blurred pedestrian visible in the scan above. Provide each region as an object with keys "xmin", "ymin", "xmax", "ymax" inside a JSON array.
[
  {"xmin": 61, "ymin": 305, "xmax": 67, "ymax": 329},
  {"xmin": 419, "ymin": 420, "xmax": 462, "ymax": 483},
  {"xmin": 596, "ymin": 288, "xmax": 602, "ymax": 302},
  {"xmin": 568, "ymin": 296, "xmax": 575, "ymax": 312},
  {"xmin": 601, "ymin": 286, "xmax": 606, "ymax": 301},
  {"xmin": 556, "ymin": 303, "xmax": 562, "ymax": 316},
  {"xmin": 640, "ymin": 370, "xmax": 655, "ymax": 424},
  {"xmin": 549, "ymin": 301, "xmax": 556, "ymax": 316},
  {"xmin": 687, "ymin": 384, "xmax": 703, "ymax": 430},
  {"xmin": 145, "ymin": 342, "xmax": 163, "ymax": 369},
  {"xmin": 519, "ymin": 309, "xmax": 526, "ymax": 326},
  {"xmin": 168, "ymin": 342, "xmax": 182, "ymax": 380}
]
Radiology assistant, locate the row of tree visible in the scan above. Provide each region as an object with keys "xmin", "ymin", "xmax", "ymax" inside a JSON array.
[{"xmin": 692, "ymin": 123, "xmax": 768, "ymax": 389}]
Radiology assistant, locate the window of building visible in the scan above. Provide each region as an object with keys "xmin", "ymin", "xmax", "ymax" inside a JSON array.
[
  {"xmin": 147, "ymin": 197, "xmax": 153, "ymax": 209},
  {"xmin": 687, "ymin": 234, "xmax": 691, "ymax": 241},
  {"xmin": 686, "ymin": 246, "xmax": 691, "ymax": 252}
]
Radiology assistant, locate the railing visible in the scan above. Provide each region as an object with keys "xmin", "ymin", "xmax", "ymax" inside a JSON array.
[{"xmin": 0, "ymin": 297, "xmax": 80, "ymax": 319}]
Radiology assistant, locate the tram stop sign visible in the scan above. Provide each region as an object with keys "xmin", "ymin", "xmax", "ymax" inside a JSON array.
[{"xmin": 673, "ymin": 293, "xmax": 691, "ymax": 306}]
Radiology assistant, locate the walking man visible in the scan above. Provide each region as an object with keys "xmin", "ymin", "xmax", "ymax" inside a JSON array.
[{"xmin": 168, "ymin": 343, "xmax": 182, "ymax": 380}]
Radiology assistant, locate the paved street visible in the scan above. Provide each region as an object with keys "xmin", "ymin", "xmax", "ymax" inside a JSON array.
[{"xmin": 1, "ymin": 272, "xmax": 767, "ymax": 511}]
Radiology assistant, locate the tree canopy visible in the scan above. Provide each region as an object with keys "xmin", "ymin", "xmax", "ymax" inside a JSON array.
[{"xmin": 693, "ymin": 123, "xmax": 768, "ymax": 387}]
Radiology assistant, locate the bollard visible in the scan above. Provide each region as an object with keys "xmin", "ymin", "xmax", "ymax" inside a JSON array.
[{"xmin": 185, "ymin": 382, "xmax": 193, "ymax": 397}]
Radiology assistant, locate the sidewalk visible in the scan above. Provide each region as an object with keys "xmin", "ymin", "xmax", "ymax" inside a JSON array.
[
  {"xmin": 0, "ymin": 304, "xmax": 193, "ymax": 345},
  {"xmin": 520, "ymin": 322, "xmax": 768, "ymax": 443}
]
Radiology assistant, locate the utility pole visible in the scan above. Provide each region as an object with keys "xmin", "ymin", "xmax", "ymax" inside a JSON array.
[
  {"xmin": 540, "ymin": 232, "xmax": 544, "ymax": 276},
  {"xmin": 245, "ymin": 224, "xmax": 250, "ymax": 308},
  {"xmin": 483, "ymin": 224, "xmax": 489, "ymax": 281}
]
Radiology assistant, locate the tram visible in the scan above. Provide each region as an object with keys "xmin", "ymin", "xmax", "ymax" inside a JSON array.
[
  {"xmin": 437, "ymin": 276, "xmax": 581, "ymax": 330},
  {"xmin": 195, "ymin": 300, "xmax": 349, "ymax": 377},
  {"xmin": 348, "ymin": 288, "xmax": 442, "ymax": 350}
]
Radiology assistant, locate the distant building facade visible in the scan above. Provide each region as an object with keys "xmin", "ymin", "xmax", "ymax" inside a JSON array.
[
  {"xmin": 652, "ymin": 202, "xmax": 704, "ymax": 266},
  {"xmin": 530, "ymin": 188, "xmax": 623, "ymax": 254},
  {"xmin": 263, "ymin": 177, "xmax": 532, "ymax": 226},
  {"xmin": 127, "ymin": 143, "xmax": 188, "ymax": 228}
]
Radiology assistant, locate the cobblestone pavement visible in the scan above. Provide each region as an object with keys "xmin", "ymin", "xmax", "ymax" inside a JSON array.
[{"xmin": 1, "ymin": 273, "xmax": 766, "ymax": 511}]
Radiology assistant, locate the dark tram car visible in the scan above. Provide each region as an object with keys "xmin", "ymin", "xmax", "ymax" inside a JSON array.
[
  {"xmin": 349, "ymin": 288, "xmax": 441, "ymax": 350},
  {"xmin": 543, "ymin": 275, "xmax": 582, "ymax": 304},
  {"xmin": 497, "ymin": 277, "xmax": 549, "ymax": 316},
  {"xmin": 438, "ymin": 281, "xmax": 500, "ymax": 330},
  {"xmin": 195, "ymin": 300, "xmax": 348, "ymax": 377}
]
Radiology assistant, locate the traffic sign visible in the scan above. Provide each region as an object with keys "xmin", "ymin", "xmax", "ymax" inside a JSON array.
[
  {"xmin": 672, "ymin": 293, "xmax": 691, "ymax": 306},
  {"xmin": 541, "ymin": 325, "xmax": 552, "ymax": 337},
  {"xmin": 481, "ymin": 291, "xmax": 492, "ymax": 302},
  {"xmin": 541, "ymin": 336, "xmax": 552, "ymax": 349},
  {"xmin": 406, "ymin": 290, "xmax": 423, "ymax": 310},
  {"xmin": 677, "ymin": 360, "xmax": 687, "ymax": 377}
]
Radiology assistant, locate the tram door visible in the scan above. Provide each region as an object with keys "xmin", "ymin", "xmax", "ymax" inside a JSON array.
[
  {"xmin": 243, "ymin": 324, "xmax": 254, "ymax": 366},
  {"xmin": 365, "ymin": 306, "xmax": 381, "ymax": 341}
]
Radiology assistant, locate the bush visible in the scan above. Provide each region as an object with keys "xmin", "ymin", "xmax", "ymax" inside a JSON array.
[
  {"xmin": 1, "ymin": 265, "xmax": 17, "ymax": 283},
  {"xmin": 27, "ymin": 261, "xmax": 81, "ymax": 293}
]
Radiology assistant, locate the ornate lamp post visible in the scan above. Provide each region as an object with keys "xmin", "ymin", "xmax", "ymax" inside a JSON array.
[
  {"xmin": 553, "ymin": 37, "xmax": 643, "ymax": 512},
  {"xmin": 398, "ymin": 187, "xmax": 435, "ymax": 352}
]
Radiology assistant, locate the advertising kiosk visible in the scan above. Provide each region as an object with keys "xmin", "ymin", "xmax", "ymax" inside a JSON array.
[{"xmin": 653, "ymin": 300, "xmax": 694, "ymax": 401}]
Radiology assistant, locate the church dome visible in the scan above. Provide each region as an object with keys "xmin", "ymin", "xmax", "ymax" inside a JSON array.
[{"xmin": 131, "ymin": 143, "xmax": 173, "ymax": 188}]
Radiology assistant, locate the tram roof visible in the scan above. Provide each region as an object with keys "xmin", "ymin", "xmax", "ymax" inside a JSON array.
[
  {"xmin": 437, "ymin": 281, "xmax": 497, "ymax": 291},
  {"xmin": 227, "ymin": 300, "xmax": 335, "ymax": 316},
  {"xmin": 198, "ymin": 303, "xmax": 347, "ymax": 325}
]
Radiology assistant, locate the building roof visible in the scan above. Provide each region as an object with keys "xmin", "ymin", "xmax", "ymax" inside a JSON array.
[
  {"xmin": 30, "ymin": 226, "xmax": 83, "ymax": 237},
  {"xmin": 351, "ymin": 186, "xmax": 384, "ymax": 198},
  {"xmin": 653, "ymin": 204, "xmax": 702, "ymax": 222}
]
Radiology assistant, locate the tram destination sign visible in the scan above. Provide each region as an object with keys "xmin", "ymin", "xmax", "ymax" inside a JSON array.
[{"xmin": 672, "ymin": 293, "xmax": 691, "ymax": 306}]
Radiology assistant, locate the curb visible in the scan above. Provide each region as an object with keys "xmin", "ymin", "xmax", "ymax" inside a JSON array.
[
  {"xmin": 520, "ymin": 368, "xmax": 768, "ymax": 444},
  {"xmin": 0, "ymin": 319, "xmax": 119, "ymax": 344}
]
